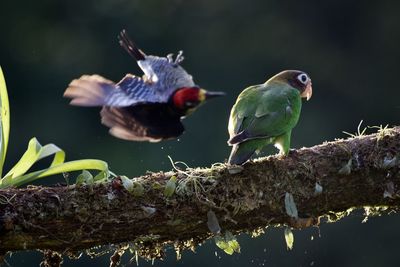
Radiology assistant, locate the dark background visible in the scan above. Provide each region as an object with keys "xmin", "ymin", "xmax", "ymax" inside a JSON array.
[{"xmin": 1, "ymin": 0, "xmax": 400, "ymax": 266}]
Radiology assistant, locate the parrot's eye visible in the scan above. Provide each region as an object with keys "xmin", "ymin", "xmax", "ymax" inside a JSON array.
[{"xmin": 297, "ymin": 73, "xmax": 309, "ymax": 85}]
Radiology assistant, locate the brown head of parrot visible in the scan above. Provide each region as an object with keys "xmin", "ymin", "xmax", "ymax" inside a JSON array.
[{"xmin": 275, "ymin": 70, "xmax": 312, "ymax": 101}]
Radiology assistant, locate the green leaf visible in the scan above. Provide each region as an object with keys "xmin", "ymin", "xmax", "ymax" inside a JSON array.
[
  {"xmin": 0, "ymin": 174, "xmax": 12, "ymax": 188},
  {"xmin": 0, "ymin": 66, "xmax": 10, "ymax": 177},
  {"xmin": 94, "ymin": 170, "xmax": 109, "ymax": 182},
  {"xmin": 215, "ymin": 236, "xmax": 233, "ymax": 255},
  {"xmin": 0, "ymin": 125, "xmax": 3, "ymax": 178},
  {"xmin": 120, "ymin": 176, "xmax": 134, "ymax": 191},
  {"xmin": 0, "ymin": 68, "xmax": 110, "ymax": 189},
  {"xmin": 131, "ymin": 181, "xmax": 144, "ymax": 196},
  {"xmin": 314, "ymin": 182, "xmax": 323, "ymax": 195},
  {"xmin": 0, "ymin": 159, "xmax": 108, "ymax": 188},
  {"xmin": 222, "ymin": 246, "xmax": 234, "ymax": 255},
  {"xmin": 228, "ymin": 240, "xmax": 240, "ymax": 253},
  {"xmin": 338, "ymin": 158, "xmax": 352, "ymax": 175},
  {"xmin": 207, "ymin": 210, "xmax": 221, "ymax": 234},
  {"xmin": 284, "ymin": 192, "xmax": 298, "ymax": 219},
  {"xmin": 120, "ymin": 176, "xmax": 144, "ymax": 196},
  {"xmin": 284, "ymin": 227, "xmax": 294, "ymax": 250},
  {"xmin": 214, "ymin": 231, "xmax": 240, "ymax": 255},
  {"xmin": 76, "ymin": 170, "xmax": 93, "ymax": 185},
  {"xmin": 382, "ymin": 155, "xmax": 397, "ymax": 169},
  {"xmin": 225, "ymin": 231, "xmax": 240, "ymax": 253},
  {"xmin": 164, "ymin": 175, "xmax": 177, "ymax": 197},
  {"xmin": 4, "ymin": 137, "xmax": 65, "ymax": 180}
]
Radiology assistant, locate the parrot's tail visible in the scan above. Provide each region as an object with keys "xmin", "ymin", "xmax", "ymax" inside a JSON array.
[
  {"xmin": 228, "ymin": 144, "xmax": 256, "ymax": 165},
  {"xmin": 64, "ymin": 75, "xmax": 116, "ymax": 107}
]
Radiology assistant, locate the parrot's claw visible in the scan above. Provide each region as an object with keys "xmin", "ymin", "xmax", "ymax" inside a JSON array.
[
  {"xmin": 277, "ymin": 154, "xmax": 285, "ymax": 160},
  {"xmin": 277, "ymin": 149, "xmax": 298, "ymax": 160},
  {"xmin": 277, "ymin": 151, "xmax": 289, "ymax": 160},
  {"xmin": 288, "ymin": 149, "xmax": 298, "ymax": 156},
  {"xmin": 227, "ymin": 164, "xmax": 244, "ymax": 174}
]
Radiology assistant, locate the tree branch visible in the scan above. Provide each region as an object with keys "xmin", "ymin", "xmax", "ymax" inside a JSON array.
[{"xmin": 1, "ymin": 126, "xmax": 399, "ymax": 259}]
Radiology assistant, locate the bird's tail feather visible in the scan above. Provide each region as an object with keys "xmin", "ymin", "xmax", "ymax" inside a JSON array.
[
  {"xmin": 63, "ymin": 75, "xmax": 116, "ymax": 107},
  {"xmin": 228, "ymin": 144, "xmax": 256, "ymax": 165}
]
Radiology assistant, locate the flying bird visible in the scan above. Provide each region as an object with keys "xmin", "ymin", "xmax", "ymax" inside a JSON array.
[
  {"xmin": 64, "ymin": 30, "xmax": 225, "ymax": 142},
  {"xmin": 227, "ymin": 70, "xmax": 312, "ymax": 165}
]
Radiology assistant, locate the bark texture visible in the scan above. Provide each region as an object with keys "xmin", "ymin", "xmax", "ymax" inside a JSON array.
[{"xmin": 0, "ymin": 127, "xmax": 399, "ymax": 259}]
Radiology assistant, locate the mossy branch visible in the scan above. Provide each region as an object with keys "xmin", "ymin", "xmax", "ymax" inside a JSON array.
[{"xmin": 0, "ymin": 126, "xmax": 399, "ymax": 260}]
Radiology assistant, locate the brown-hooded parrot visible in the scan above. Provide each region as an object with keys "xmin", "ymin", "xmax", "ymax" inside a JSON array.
[{"xmin": 228, "ymin": 70, "xmax": 312, "ymax": 165}]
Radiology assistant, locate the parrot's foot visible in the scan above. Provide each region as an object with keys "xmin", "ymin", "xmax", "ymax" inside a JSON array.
[
  {"xmin": 277, "ymin": 148, "xmax": 298, "ymax": 159},
  {"xmin": 277, "ymin": 152, "xmax": 288, "ymax": 160},
  {"xmin": 227, "ymin": 164, "xmax": 244, "ymax": 174}
]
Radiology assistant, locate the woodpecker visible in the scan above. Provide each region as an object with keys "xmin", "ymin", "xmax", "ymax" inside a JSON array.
[{"xmin": 64, "ymin": 30, "xmax": 225, "ymax": 142}]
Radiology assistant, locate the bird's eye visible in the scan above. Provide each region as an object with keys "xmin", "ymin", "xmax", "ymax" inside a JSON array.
[
  {"xmin": 297, "ymin": 73, "xmax": 309, "ymax": 84},
  {"xmin": 185, "ymin": 101, "xmax": 197, "ymax": 108}
]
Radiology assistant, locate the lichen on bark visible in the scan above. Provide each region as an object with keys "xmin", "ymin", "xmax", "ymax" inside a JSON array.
[{"xmin": 0, "ymin": 126, "xmax": 399, "ymax": 262}]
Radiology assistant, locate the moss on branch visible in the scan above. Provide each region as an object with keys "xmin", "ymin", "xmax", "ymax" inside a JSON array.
[{"xmin": 0, "ymin": 126, "xmax": 399, "ymax": 261}]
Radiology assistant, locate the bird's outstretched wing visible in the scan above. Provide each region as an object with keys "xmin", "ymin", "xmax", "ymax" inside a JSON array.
[
  {"xmin": 113, "ymin": 74, "xmax": 162, "ymax": 104},
  {"xmin": 100, "ymin": 104, "xmax": 185, "ymax": 142},
  {"xmin": 118, "ymin": 30, "xmax": 196, "ymax": 102}
]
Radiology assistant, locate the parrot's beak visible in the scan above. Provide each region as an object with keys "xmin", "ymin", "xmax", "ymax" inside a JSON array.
[{"xmin": 301, "ymin": 82, "xmax": 312, "ymax": 101}]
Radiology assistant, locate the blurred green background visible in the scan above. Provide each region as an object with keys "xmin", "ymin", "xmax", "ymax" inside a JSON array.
[{"xmin": 1, "ymin": 0, "xmax": 400, "ymax": 266}]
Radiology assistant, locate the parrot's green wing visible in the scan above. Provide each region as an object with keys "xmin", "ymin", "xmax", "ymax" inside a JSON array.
[
  {"xmin": 228, "ymin": 85, "xmax": 261, "ymax": 136},
  {"xmin": 228, "ymin": 83, "xmax": 301, "ymax": 145}
]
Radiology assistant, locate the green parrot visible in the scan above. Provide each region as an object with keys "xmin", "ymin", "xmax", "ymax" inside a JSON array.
[{"xmin": 228, "ymin": 70, "xmax": 312, "ymax": 165}]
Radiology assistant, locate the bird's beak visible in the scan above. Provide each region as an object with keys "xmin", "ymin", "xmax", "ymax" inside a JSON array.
[
  {"xmin": 301, "ymin": 82, "xmax": 312, "ymax": 101},
  {"xmin": 204, "ymin": 90, "xmax": 226, "ymax": 100},
  {"xmin": 199, "ymin": 89, "xmax": 226, "ymax": 101}
]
